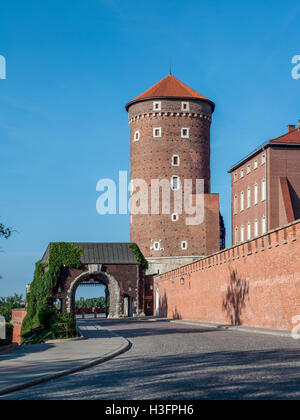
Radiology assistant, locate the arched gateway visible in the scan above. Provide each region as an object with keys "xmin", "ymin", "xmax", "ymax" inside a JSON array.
[{"xmin": 40, "ymin": 242, "xmax": 146, "ymax": 318}]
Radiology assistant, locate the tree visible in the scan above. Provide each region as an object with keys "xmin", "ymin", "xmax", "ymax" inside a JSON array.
[
  {"xmin": 0, "ymin": 221, "xmax": 11, "ymax": 239},
  {"xmin": 0, "ymin": 219, "xmax": 12, "ymax": 280},
  {"xmin": 0, "ymin": 294, "xmax": 25, "ymax": 322}
]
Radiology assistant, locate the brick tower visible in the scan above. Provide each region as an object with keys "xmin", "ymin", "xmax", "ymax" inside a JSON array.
[{"xmin": 126, "ymin": 74, "xmax": 220, "ymax": 274}]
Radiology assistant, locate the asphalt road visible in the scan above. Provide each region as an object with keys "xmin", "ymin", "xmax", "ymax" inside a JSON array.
[{"xmin": 2, "ymin": 319, "xmax": 300, "ymax": 400}]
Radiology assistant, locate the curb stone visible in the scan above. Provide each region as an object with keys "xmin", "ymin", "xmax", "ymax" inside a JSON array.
[
  {"xmin": 0, "ymin": 328, "xmax": 130, "ymax": 397},
  {"xmin": 171, "ymin": 320, "xmax": 293, "ymax": 338}
]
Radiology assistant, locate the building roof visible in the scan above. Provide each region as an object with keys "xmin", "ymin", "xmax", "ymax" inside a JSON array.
[
  {"xmin": 125, "ymin": 74, "xmax": 214, "ymax": 111},
  {"xmin": 41, "ymin": 243, "xmax": 139, "ymax": 265},
  {"xmin": 228, "ymin": 127, "xmax": 300, "ymax": 173}
]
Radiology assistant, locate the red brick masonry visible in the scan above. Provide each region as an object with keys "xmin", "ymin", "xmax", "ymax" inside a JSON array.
[
  {"xmin": 11, "ymin": 309, "xmax": 27, "ymax": 345},
  {"xmin": 154, "ymin": 219, "xmax": 300, "ymax": 331}
]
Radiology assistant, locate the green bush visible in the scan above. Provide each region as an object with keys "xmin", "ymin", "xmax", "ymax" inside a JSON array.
[
  {"xmin": 53, "ymin": 313, "xmax": 77, "ymax": 338},
  {"xmin": 38, "ymin": 306, "xmax": 56, "ymax": 330},
  {"xmin": 22, "ymin": 242, "xmax": 83, "ymax": 338}
]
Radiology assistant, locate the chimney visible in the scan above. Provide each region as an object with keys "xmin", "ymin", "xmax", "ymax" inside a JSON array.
[{"xmin": 288, "ymin": 124, "xmax": 296, "ymax": 133}]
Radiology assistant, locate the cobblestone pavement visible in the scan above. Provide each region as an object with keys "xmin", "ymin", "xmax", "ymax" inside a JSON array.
[{"xmin": 2, "ymin": 318, "xmax": 300, "ymax": 400}]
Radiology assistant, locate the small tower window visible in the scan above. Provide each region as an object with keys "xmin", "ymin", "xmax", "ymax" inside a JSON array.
[
  {"xmin": 153, "ymin": 128, "xmax": 162, "ymax": 138},
  {"xmin": 153, "ymin": 102, "xmax": 161, "ymax": 111},
  {"xmin": 181, "ymin": 128, "xmax": 190, "ymax": 139},
  {"xmin": 171, "ymin": 176, "xmax": 180, "ymax": 191},
  {"xmin": 240, "ymin": 169, "xmax": 244, "ymax": 178},
  {"xmin": 261, "ymin": 154, "xmax": 266, "ymax": 165},
  {"xmin": 247, "ymin": 164, "xmax": 251, "ymax": 174},
  {"xmin": 181, "ymin": 241, "xmax": 188, "ymax": 250},
  {"xmin": 181, "ymin": 102, "xmax": 190, "ymax": 112},
  {"xmin": 134, "ymin": 131, "xmax": 140, "ymax": 142},
  {"xmin": 254, "ymin": 160, "xmax": 258, "ymax": 170},
  {"xmin": 172, "ymin": 155, "xmax": 180, "ymax": 166},
  {"xmin": 171, "ymin": 213, "xmax": 179, "ymax": 222},
  {"xmin": 153, "ymin": 242, "xmax": 160, "ymax": 251}
]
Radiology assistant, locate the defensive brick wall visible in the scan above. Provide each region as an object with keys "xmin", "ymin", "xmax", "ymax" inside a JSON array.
[{"xmin": 154, "ymin": 219, "xmax": 300, "ymax": 331}]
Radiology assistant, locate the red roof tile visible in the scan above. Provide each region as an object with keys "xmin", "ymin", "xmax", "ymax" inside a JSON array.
[
  {"xmin": 126, "ymin": 74, "xmax": 213, "ymax": 110},
  {"xmin": 270, "ymin": 128, "xmax": 300, "ymax": 145}
]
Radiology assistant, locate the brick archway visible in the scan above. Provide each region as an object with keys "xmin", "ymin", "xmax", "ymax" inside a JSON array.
[{"xmin": 66, "ymin": 268, "xmax": 121, "ymax": 318}]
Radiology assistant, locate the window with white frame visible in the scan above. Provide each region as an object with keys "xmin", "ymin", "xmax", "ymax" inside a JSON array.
[
  {"xmin": 254, "ymin": 183, "xmax": 258, "ymax": 205},
  {"xmin": 234, "ymin": 195, "xmax": 238, "ymax": 215},
  {"xmin": 254, "ymin": 160, "xmax": 258, "ymax": 170},
  {"xmin": 254, "ymin": 219, "xmax": 259, "ymax": 237},
  {"xmin": 181, "ymin": 102, "xmax": 190, "ymax": 112},
  {"xmin": 240, "ymin": 191, "xmax": 244, "ymax": 212},
  {"xmin": 240, "ymin": 169, "xmax": 244, "ymax": 178},
  {"xmin": 234, "ymin": 226, "xmax": 238, "ymax": 245},
  {"xmin": 261, "ymin": 153, "xmax": 266, "ymax": 165},
  {"xmin": 172, "ymin": 155, "xmax": 180, "ymax": 166},
  {"xmin": 153, "ymin": 127, "xmax": 162, "ymax": 138},
  {"xmin": 181, "ymin": 128, "xmax": 190, "ymax": 138},
  {"xmin": 153, "ymin": 242, "xmax": 161, "ymax": 251},
  {"xmin": 247, "ymin": 222, "xmax": 251, "ymax": 241},
  {"xmin": 261, "ymin": 179, "xmax": 266, "ymax": 201},
  {"xmin": 240, "ymin": 225, "xmax": 245, "ymax": 243},
  {"xmin": 247, "ymin": 164, "xmax": 251, "ymax": 174},
  {"xmin": 181, "ymin": 241, "xmax": 188, "ymax": 250},
  {"xmin": 247, "ymin": 187, "xmax": 251, "ymax": 208},
  {"xmin": 262, "ymin": 216, "xmax": 267, "ymax": 234},
  {"xmin": 134, "ymin": 130, "xmax": 140, "ymax": 142},
  {"xmin": 171, "ymin": 213, "xmax": 179, "ymax": 222},
  {"xmin": 171, "ymin": 176, "xmax": 180, "ymax": 191},
  {"xmin": 153, "ymin": 101, "xmax": 161, "ymax": 111},
  {"xmin": 234, "ymin": 173, "xmax": 238, "ymax": 182}
]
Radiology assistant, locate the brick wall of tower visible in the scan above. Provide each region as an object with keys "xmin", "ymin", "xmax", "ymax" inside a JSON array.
[{"xmin": 128, "ymin": 98, "xmax": 220, "ymax": 259}]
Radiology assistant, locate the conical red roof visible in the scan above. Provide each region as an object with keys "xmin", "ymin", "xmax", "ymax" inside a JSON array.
[{"xmin": 126, "ymin": 74, "xmax": 214, "ymax": 110}]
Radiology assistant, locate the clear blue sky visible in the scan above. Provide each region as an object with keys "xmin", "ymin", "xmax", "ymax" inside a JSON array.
[{"xmin": 0, "ymin": 0, "xmax": 299, "ymax": 298}]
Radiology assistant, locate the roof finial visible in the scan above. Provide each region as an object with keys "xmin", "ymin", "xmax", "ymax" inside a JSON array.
[{"xmin": 169, "ymin": 61, "xmax": 172, "ymax": 75}]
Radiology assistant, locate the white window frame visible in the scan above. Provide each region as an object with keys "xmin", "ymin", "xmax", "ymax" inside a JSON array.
[
  {"xmin": 247, "ymin": 187, "xmax": 251, "ymax": 208},
  {"xmin": 254, "ymin": 219, "xmax": 259, "ymax": 237},
  {"xmin": 153, "ymin": 241, "xmax": 161, "ymax": 251},
  {"xmin": 240, "ymin": 169, "xmax": 244, "ymax": 178},
  {"xmin": 234, "ymin": 226, "xmax": 238, "ymax": 245},
  {"xmin": 240, "ymin": 225, "xmax": 245, "ymax": 243},
  {"xmin": 181, "ymin": 102, "xmax": 190, "ymax": 112},
  {"xmin": 234, "ymin": 173, "xmax": 238, "ymax": 182},
  {"xmin": 240, "ymin": 191, "xmax": 244, "ymax": 212},
  {"xmin": 247, "ymin": 164, "xmax": 251, "ymax": 174},
  {"xmin": 234, "ymin": 195, "xmax": 238, "ymax": 215},
  {"xmin": 181, "ymin": 128, "xmax": 190, "ymax": 139},
  {"xmin": 171, "ymin": 213, "xmax": 179, "ymax": 222},
  {"xmin": 247, "ymin": 222, "xmax": 251, "ymax": 241},
  {"xmin": 261, "ymin": 179, "xmax": 266, "ymax": 201},
  {"xmin": 172, "ymin": 155, "xmax": 180, "ymax": 166},
  {"xmin": 254, "ymin": 159, "xmax": 258, "ymax": 170},
  {"xmin": 153, "ymin": 101, "xmax": 161, "ymax": 111},
  {"xmin": 254, "ymin": 183, "xmax": 258, "ymax": 205},
  {"xmin": 262, "ymin": 216, "xmax": 267, "ymax": 234},
  {"xmin": 153, "ymin": 127, "xmax": 162, "ymax": 138},
  {"xmin": 134, "ymin": 130, "xmax": 140, "ymax": 142},
  {"xmin": 261, "ymin": 154, "xmax": 266, "ymax": 165},
  {"xmin": 181, "ymin": 241, "xmax": 188, "ymax": 250},
  {"xmin": 171, "ymin": 175, "xmax": 180, "ymax": 191}
]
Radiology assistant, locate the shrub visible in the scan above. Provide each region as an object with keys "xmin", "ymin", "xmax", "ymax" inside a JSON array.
[
  {"xmin": 38, "ymin": 306, "xmax": 56, "ymax": 329},
  {"xmin": 22, "ymin": 242, "xmax": 83, "ymax": 338},
  {"xmin": 54, "ymin": 313, "xmax": 77, "ymax": 338}
]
